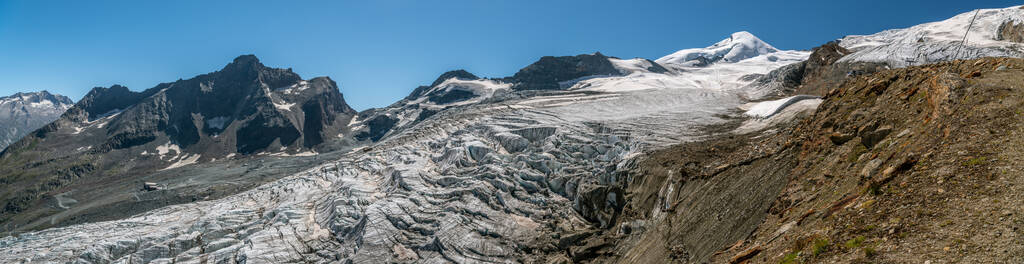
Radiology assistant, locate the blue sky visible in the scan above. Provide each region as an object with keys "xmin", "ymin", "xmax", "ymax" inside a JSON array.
[{"xmin": 0, "ymin": 0, "xmax": 1019, "ymax": 110}]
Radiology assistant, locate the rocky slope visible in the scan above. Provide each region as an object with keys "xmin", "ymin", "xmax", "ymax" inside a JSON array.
[
  {"xmin": 0, "ymin": 91, "xmax": 73, "ymax": 151},
  {"xmin": 541, "ymin": 6, "xmax": 1024, "ymax": 262},
  {"xmin": 0, "ymin": 55, "xmax": 358, "ymax": 232},
  {"xmin": 581, "ymin": 57, "xmax": 1024, "ymax": 264},
  {"xmin": 731, "ymin": 57, "xmax": 1024, "ymax": 264}
]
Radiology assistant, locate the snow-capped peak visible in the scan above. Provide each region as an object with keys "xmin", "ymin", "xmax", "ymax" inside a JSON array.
[
  {"xmin": 837, "ymin": 5, "xmax": 1024, "ymax": 67},
  {"xmin": 0, "ymin": 91, "xmax": 74, "ymax": 110},
  {"xmin": 0, "ymin": 91, "xmax": 74, "ymax": 150},
  {"xmin": 656, "ymin": 31, "xmax": 779, "ymax": 67}
]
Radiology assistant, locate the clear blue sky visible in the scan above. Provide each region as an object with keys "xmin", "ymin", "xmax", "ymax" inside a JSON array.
[{"xmin": 0, "ymin": 0, "xmax": 1018, "ymax": 110}]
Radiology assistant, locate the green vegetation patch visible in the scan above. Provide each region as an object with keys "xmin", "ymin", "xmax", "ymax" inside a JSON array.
[
  {"xmin": 780, "ymin": 251, "xmax": 800, "ymax": 264},
  {"xmin": 962, "ymin": 156, "xmax": 988, "ymax": 166},
  {"xmin": 811, "ymin": 238, "xmax": 831, "ymax": 257},
  {"xmin": 844, "ymin": 236, "xmax": 867, "ymax": 249}
]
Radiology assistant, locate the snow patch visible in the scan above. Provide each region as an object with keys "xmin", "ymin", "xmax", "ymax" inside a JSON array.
[
  {"xmin": 274, "ymin": 80, "xmax": 309, "ymax": 95},
  {"xmin": 743, "ymin": 95, "xmax": 821, "ymax": 118},
  {"xmin": 609, "ymin": 58, "xmax": 657, "ymax": 74},
  {"xmin": 55, "ymin": 192, "xmax": 78, "ymax": 210},
  {"xmin": 205, "ymin": 116, "xmax": 231, "ymax": 130},
  {"xmin": 737, "ymin": 98, "xmax": 822, "ymax": 134},
  {"xmin": 156, "ymin": 142, "xmax": 181, "ymax": 160},
  {"xmin": 274, "ymin": 101, "xmax": 296, "ymax": 111},
  {"xmin": 29, "ymin": 100, "xmax": 54, "ymax": 108},
  {"xmin": 269, "ymin": 151, "xmax": 318, "ymax": 157},
  {"xmin": 92, "ymin": 108, "xmax": 123, "ymax": 121},
  {"xmin": 162, "ymin": 154, "xmax": 201, "ymax": 171},
  {"xmin": 411, "ymin": 78, "xmax": 511, "ymax": 107}
]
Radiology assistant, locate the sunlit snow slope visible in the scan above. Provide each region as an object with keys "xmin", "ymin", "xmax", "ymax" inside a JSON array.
[
  {"xmin": 839, "ymin": 5, "xmax": 1024, "ymax": 67},
  {"xmin": 572, "ymin": 31, "xmax": 808, "ymax": 96}
]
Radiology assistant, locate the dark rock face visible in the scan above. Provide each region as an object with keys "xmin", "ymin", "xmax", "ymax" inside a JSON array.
[
  {"xmin": 688, "ymin": 56, "xmax": 718, "ymax": 67},
  {"xmin": 804, "ymin": 42, "xmax": 850, "ymax": 76},
  {"xmin": 504, "ymin": 52, "xmax": 622, "ymax": 90},
  {"xmin": 76, "ymin": 85, "xmax": 152, "ymax": 122},
  {"xmin": 641, "ymin": 59, "xmax": 670, "ymax": 73},
  {"xmin": 427, "ymin": 89, "xmax": 477, "ymax": 104},
  {"xmin": 406, "ymin": 70, "xmax": 480, "ymax": 100},
  {"xmin": 753, "ymin": 41, "xmax": 887, "ymax": 96},
  {"xmin": 49, "ymin": 55, "xmax": 356, "ymax": 154},
  {"xmin": 355, "ymin": 114, "xmax": 398, "ymax": 142},
  {"xmin": 431, "ymin": 69, "xmax": 479, "ymax": 87},
  {"xmin": 414, "ymin": 108, "xmax": 439, "ymax": 122},
  {"xmin": 235, "ymin": 108, "xmax": 302, "ymax": 154}
]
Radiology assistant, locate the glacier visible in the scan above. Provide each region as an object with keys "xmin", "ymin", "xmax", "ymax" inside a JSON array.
[{"xmin": 839, "ymin": 5, "xmax": 1024, "ymax": 67}]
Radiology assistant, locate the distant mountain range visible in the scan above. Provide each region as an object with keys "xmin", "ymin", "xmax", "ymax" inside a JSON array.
[{"xmin": 0, "ymin": 91, "xmax": 73, "ymax": 151}]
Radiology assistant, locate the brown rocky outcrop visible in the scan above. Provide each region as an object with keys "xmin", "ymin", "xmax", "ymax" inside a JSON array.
[{"xmin": 555, "ymin": 58, "xmax": 1024, "ymax": 263}]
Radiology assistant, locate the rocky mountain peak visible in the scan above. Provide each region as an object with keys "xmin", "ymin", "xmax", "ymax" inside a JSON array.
[
  {"xmin": 9, "ymin": 54, "xmax": 356, "ymax": 158},
  {"xmin": 2, "ymin": 91, "xmax": 73, "ymax": 106},
  {"xmin": 84, "ymin": 84, "xmax": 130, "ymax": 97},
  {"xmin": 76, "ymin": 84, "xmax": 147, "ymax": 121},
  {"xmin": 505, "ymin": 52, "xmax": 620, "ymax": 90},
  {"xmin": 216, "ymin": 55, "xmax": 297, "ymax": 88},
  {"xmin": 404, "ymin": 70, "xmax": 482, "ymax": 101},
  {"xmin": 0, "ymin": 90, "xmax": 74, "ymax": 151},
  {"xmin": 39, "ymin": 90, "xmax": 73, "ymax": 105},
  {"xmin": 430, "ymin": 69, "xmax": 479, "ymax": 87},
  {"xmin": 222, "ymin": 54, "xmax": 263, "ymax": 72}
]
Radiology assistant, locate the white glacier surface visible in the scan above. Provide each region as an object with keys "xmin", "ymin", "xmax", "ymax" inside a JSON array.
[{"xmin": 839, "ymin": 5, "xmax": 1024, "ymax": 67}]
